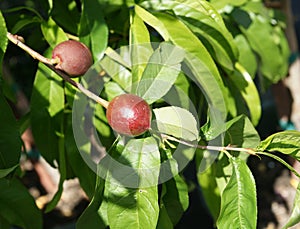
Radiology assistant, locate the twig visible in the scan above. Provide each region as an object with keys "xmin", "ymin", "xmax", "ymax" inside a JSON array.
[
  {"xmin": 161, "ymin": 134, "xmax": 257, "ymax": 156},
  {"xmin": 6, "ymin": 32, "xmax": 109, "ymax": 109}
]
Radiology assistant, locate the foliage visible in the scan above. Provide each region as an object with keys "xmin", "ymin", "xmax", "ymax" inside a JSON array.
[{"xmin": 0, "ymin": 0, "xmax": 299, "ymax": 229}]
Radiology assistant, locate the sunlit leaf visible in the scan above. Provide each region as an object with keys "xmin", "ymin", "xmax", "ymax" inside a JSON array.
[
  {"xmin": 229, "ymin": 64, "xmax": 261, "ymax": 126},
  {"xmin": 217, "ymin": 157, "xmax": 257, "ymax": 229},
  {"xmin": 136, "ymin": 42, "xmax": 184, "ymax": 104},
  {"xmin": 153, "ymin": 106, "xmax": 199, "ymax": 141},
  {"xmin": 0, "ymin": 10, "xmax": 7, "ymax": 77},
  {"xmin": 41, "ymin": 17, "xmax": 68, "ymax": 47},
  {"xmin": 142, "ymin": 0, "xmax": 238, "ymax": 70},
  {"xmin": 105, "ymin": 137, "xmax": 160, "ymax": 229},
  {"xmin": 225, "ymin": 115, "xmax": 260, "ymax": 149},
  {"xmin": 130, "ymin": 11, "xmax": 152, "ymax": 87},
  {"xmin": 282, "ymin": 183, "xmax": 300, "ymax": 229},
  {"xmin": 234, "ymin": 34, "xmax": 257, "ymax": 78},
  {"xmin": 257, "ymin": 131, "xmax": 300, "ymax": 158}
]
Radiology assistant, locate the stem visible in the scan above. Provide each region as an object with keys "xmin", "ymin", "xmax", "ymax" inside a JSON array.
[
  {"xmin": 161, "ymin": 134, "xmax": 257, "ymax": 156},
  {"xmin": 7, "ymin": 33, "xmax": 57, "ymax": 65},
  {"xmin": 6, "ymin": 32, "xmax": 109, "ymax": 109}
]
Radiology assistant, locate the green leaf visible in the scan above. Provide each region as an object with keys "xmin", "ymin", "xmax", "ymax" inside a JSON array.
[
  {"xmin": 160, "ymin": 175, "xmax": 189, "ymax": 225},
  {"xmin": 100, "ymin": 47, "xmax": 132, "ymax": 91},
  {"xmin": 202, "ymin": 115, "xmax": 259, "ymax": 200},
  {"xmin": 0, "ymin": 178, "xmax": 42, "ymax": 229},
  {"xmin": 0, "ymin": 91, "xmax": 21, "ymax": 170},
  {"xmin": 0, "ymin": 165, "xmax": 19, "ymax": 179},
  {"xmin": 0, "ymin": 10, "xmax": 8, "ymax": 78},
  {"xmin": 142, "ymin": 0, "xmax": 238, "ymax": 70},
  {"xmin": 135, "ymin": 5, "xmax": 170, "ymax": 40},
  {"xmin": 30, "ymin": 58, "xmax": 64, "ymax": 166},
  {"xmin": 282, "ymin": 183, "xmax": 300, "ymax": 229},
  {"xmin": 197, "ymin": 160, "xmax": 221, "ymax": 221},
  {"xmin": 79, "ymin": 0, "xmax": 108, "ymax": 61},
  {"xmin": 217, "ymin": 157, "xmax": 257, "ymax": 229},
  {"xmin": 77, "ymin": 172, "xmax": 106, "ymax": 229},
  {"xmin": 137, "ymin": 9, "xmax": 227, "ymax": 138},
  {"xmin": 106, "ymin": 137, "xmax": 160, "ymax": 229},
  {"xmin": 156, "ymin": 204, "xmax": 173, "ymax": 229},
  {"xmin": 257, "ymin": 131, "xmax": 300, "ymax": 159},
  {"xmin": 136, "ymin": 42, "xmax": 184, "ymax": 104},
  {"xmin": 104, "ymin": 81, "xmax": 125, "ymax": 101},
  {"xmin": 210, "ymin": 0, "xmax": 247, "ymax": 10},
  {"xmin": 234, "ymin": 34, "xmax": 257, "ymax": 78},
  {"xmin": 130, "ymin": 11, "xmax": 152, "ymax": 87},
  {"xmin": 45, "ymin": 127, "xmax": 66, "ymax": 212},
  {"xmin": 0, "ymin": 215, "xmax": 10, "ymax": 229},
  {"xmin": 41, "ymin": 17, "xmax": 68, "ymax": 47},
  {"xmin": 51, "ymin": 0, "xmax": 80, "ymax": 35},
  {"xmin": 232, "ymin": 9, "xmax": 288, "ymax": 85},
  {"xmin": 2, "ymin": 6, "xmax": 43, "ymax": 20},
  {"xmin": 182, "ymin": 18, "xmax": 234, "ymax": 71},
  {"xmin": 153, "ymin": 106, "xmax": 199, "ymax": 141},
  {"xmin": 65, "ymin": 114, "xmax": 96, "ymax": 199},
  {"xmin": 225, "ymin": 115, "xmax": 260, "ymax": 149},
  {"xmin": 159, "ymin": 149, "xmax": 189, "ymax": 225},
  {"xmin": 229, "ymin": 63, "xmax": 261, "ymax": 126},
  {"xmin": 11, "ymin": 16, "xmax": 41, "ymax": 34}
]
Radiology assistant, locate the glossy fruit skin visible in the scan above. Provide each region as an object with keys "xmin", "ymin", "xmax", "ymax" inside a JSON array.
[
  {"xmin": 52, "ymin": 40, "xmax": 93, "ymax": 77},
  {"xmin": 106, "ymin": 94, "xmax": 152, "ymax": 136}
]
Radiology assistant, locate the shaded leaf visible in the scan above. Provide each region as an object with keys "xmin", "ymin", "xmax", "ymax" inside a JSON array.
[
  {"xmin": 197, "ymin": 160, "xmax": 221, "ymax": 221},
  {"xmin": 0, "ymin": 165, "xmax": 19, "ymax": 179},
  {"xmin": 0, "ymin": 91, "xmax": 21, "ymax": 170},
  {"xmin": 45, "ymin": 130, "xmax": 66, "ymax": 212},
  {"xmin": 76, "ymin": 172, "xmax": 106, "ymax": 229},
  {"xmin": 232, "ymin": 8, "xmax": 289, "ymax": 86},
  {"xmin": 31, "ymin": 58, "xmax": 64, "ymax": 165},
  {"xmin": 159, "ymin": 149, "xmax": 189, "ymax": 225},
  {"xmin": 65, "ymin": 113, "xmax": 96, "ymax": 199},
  {"xmin": 51, "ymin": 0, "xmax": 80, "ymax": 35},
  {"xmin": 0, "ymin": 178, "xmax": 42, "ymax": 229},
  {"xmin": 79, "ymin": 0, "xmax": 108, "ymax": 61}
]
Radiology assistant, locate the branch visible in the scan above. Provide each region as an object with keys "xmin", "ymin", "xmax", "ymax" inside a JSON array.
[
  {"xmin": 6, "ymin": 32, "xmax": 109, "ymax": 109},
  {"xmin": 161, "ymin": 134, "xmax": 257, "ymax": 156}
]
